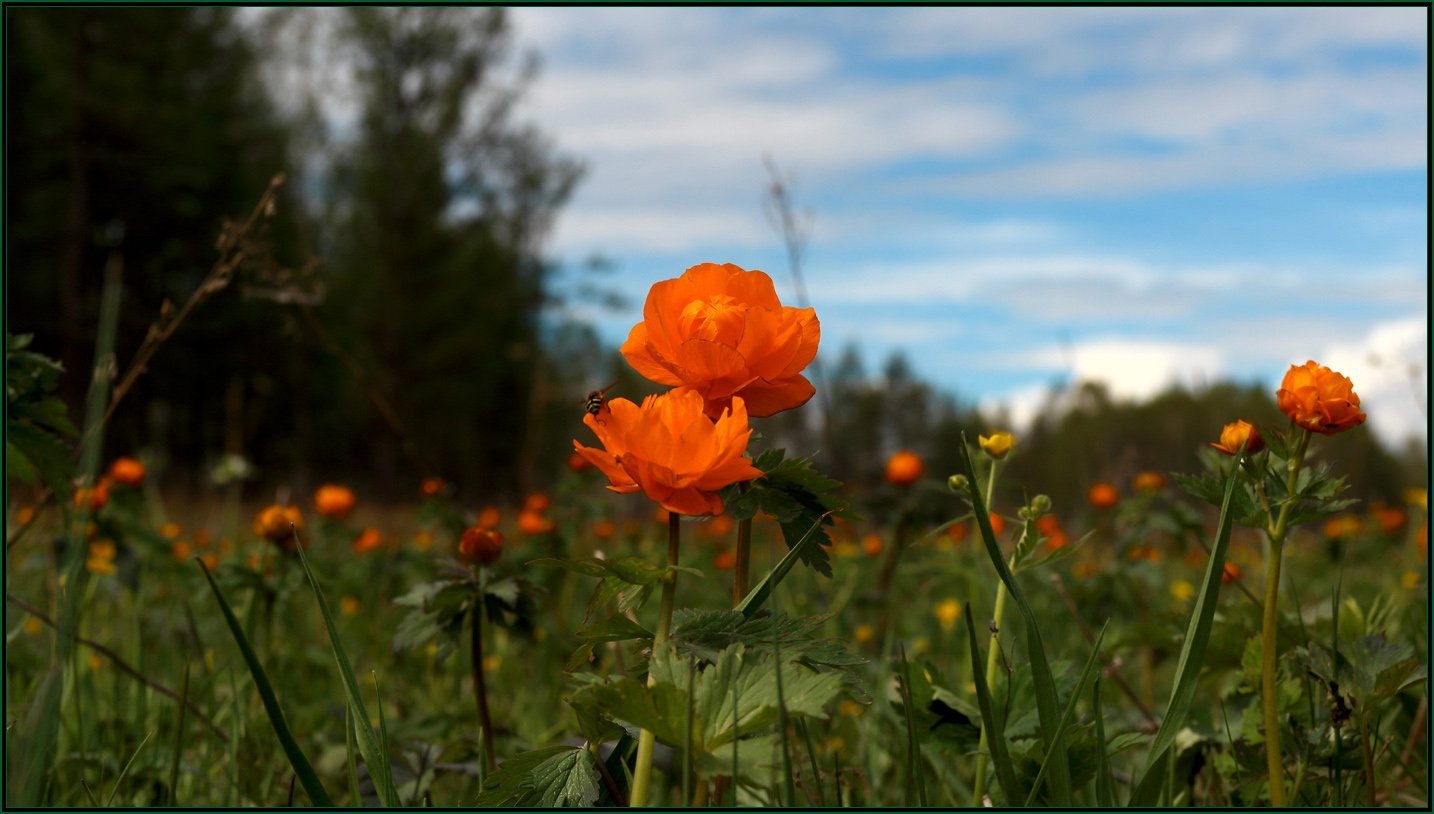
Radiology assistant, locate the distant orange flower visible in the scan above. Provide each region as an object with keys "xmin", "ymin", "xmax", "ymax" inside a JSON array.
[
  {"xmin": 171, "ymin": 540, "xmax": 192, "ymax": 562},
  {"xmin": 884, "ymin": 450, "xmax": 925, "ymax": 486},
  {"xmin": 1035, "ymin": 514, "xmax": 1062, "ymax": 537},
  {"xmin": 1276, "ymin": 361, "xmax": 1367, "ymax": 436},
  {"xmin": 314, "ymin": 484, "xmax": 357, "ymax": 520},
  {"xmin": 1222, "ymin": 561, "xmax": 1242, "ymax": 583},
  {"xmin": 573, "ymin": 387, "xmax": 764, "ymax": 516},
  {"xmin": 567, "ymin": 451, "xmax": 595, "ymax": 472},
  {"xmin": 1371, "ymin": 504, "xmax": 1407, "ymax": 535},
  {"xmin": 352, "ymin": 527, "xmax": 384, "ymax": 554},
  {"xmin": 619, "ymin": 262, "xmax": 820, "ymax": 418},
  {"xmin": 1210, "ymin": 420, "xmax": 1265, "ymax": 456},
  {"xmin": 523, "ymin": 492, "xmax": 552, "ymax": 514},
  {"xmin": 420, "ymin": 477, "xmax": 446, "ymax": 498},
  {"xmin": 160, "ymin": 522, "xmax": 183, "ymax": 539},
  {"xmin": 946, "ymin": 522, "xmax": 968, "ymax": 546},
  {"xmin": 987, "ymin": 512, "xmax": 1007, "ymax": 538},
  {"xmin": 459, "ymin": 527, "xmax": 503, "ymax": 566},
  {"xmin": 107, "ymin": 457, "xmax": 146, "ymax": 488},
  {"xmin": 193, "ymin": 529, "xmax": 213, "ymax": 549},
  {"xmin": 1322, "ymin": 514, "xmax": 1363, "ymax": 539},
  {"xmin": 860, "ymin": 534, "xmax": 885, "ymax": 557},
  {"xmin": 73, "ymin": 479, "xmax": 110, "ymax": 512},
  {"xmin": 518, "ymin": 510, "xmax": 555, "ymax": 535},
  {"xmin": 413, "ymin": 530, "xmax": 435, "ymax": 551},
  {"xmin": 1132, "ymin": 471, "xmax": 1166, "ymax": 493},
  {"xmin": 476, "ymin": 506, "xmax": 501, "ymax": 530},
  {"xmin": 253, "ymin": 504, "xmax": 304, "ymax": 550},
  {"xmin": 1087, "ymin": 482, "xmax": 1119, "ymax": 510},
  {"xmin": 592, "ymin": 519, "xmax": 617, "ymax": 540},
  {"xmin": 713, "ymin": 548, "xmax": 737, "ymax": 570},
  {"xmin": 15, "ymin": 505, "xmax": 36, "ymax": 526}
]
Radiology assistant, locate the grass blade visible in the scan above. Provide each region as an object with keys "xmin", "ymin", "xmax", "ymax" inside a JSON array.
[
  {"xmin": 1332, "ymin": 570, "xmax": 1344, "ymax": 807},
  {"xmin": 964, "ymin": 603, "xmax": 1020, "ymax": 805},
  {"xmin": 197, "ymin": 559, "xmax": 333, "ymax": 806},
  {"xmin": 346, "ymin": 707, "xmax": 362, "ymax": 806},
  {"xmin": 956, "ymin": 436, "xmax": 1072, "ymax": 803},
  {"xmin": 291, "ymin": 533, "xmax": 400, "ymax": 806},
  {"xmin": 1093, "ymin": 677, "xmax": 1115, "ymax": 807},
  {"xmin": 167, "ymin": 662, "xmax": 190, "ymax": 805},
  {"xmin": 796, "ymin": 718, "xmax": 825, "ymax": 806},
  {"xmin": 735, "ymin": 512, "xmax": 831, "ymax": 619},
  {"xmin": 1025, "ymin": 621, "xmax": 1108, "ymax": 805},
  {"xmin": 896, "ymin": 644, "xmax": 928, "ymax": 806},
  {"xmin": 772, "ymin": 622, "xmax": 798, "ymax": 806},
  {"xmin": 105, "ymin": 729, "xmax": 155, "ymax": 806},
  {"xmin": 373, "ymin": 671, "xmax": 399, "ymax": 804},
  {"xmin": 1128, "ymin": 450, "xmax": 1243, "ymax": 805}
]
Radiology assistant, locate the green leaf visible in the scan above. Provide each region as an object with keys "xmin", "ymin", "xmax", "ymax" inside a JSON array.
[
  {"xmin": 474, "ymin": 745, "xmax": 582, "ymax": 806},
  {"xmin": 964, "ymin": 604, "xmax": 1020, "ymax": 805},
  {"xmin": 528, "ymin": 557, "xmax": 608, "ymax": 578},
  {"xmin": 956, "ymin": 435, "xmax": 1072, "ymax": 804},
  {"xmin": 292, "ymin": 535, "xmax": 401, "ymax": 806},
  {"xmin": 734, "ymin": 513, "xmax": 832, "ymax": 618},
  {"xmin": 1093, "ymin": 678, "xmax": 1115, "ymax": 807},
  {"xmin": 725, "ymin": 451, "xmax": 846, "ymax": 578},
  {"xmin": 1024, "ymin": 621, "xmax": 1108, "ymax": 805},
  {"xmin": 671, "ymin": 609, "xmax": 868, "ymax": 703},
  {"xmin": 1128, "ymin": 441, "xmax": 1243, "ymax": 806},
  {"xmin": 575, "ymin": 615, "xmax": 653, "ymax": 643},
  {"xmin": 196, "ymin": 559, "xmax": 333, "ymax": 805},
  {"xmin": 5, "ymin": 421, "xmax": 75, "ymax": 495}
]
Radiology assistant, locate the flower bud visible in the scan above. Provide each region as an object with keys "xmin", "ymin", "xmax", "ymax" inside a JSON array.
[{"xmin": 947, "ymin": 474, "xmax": 969, "ymax": 493}]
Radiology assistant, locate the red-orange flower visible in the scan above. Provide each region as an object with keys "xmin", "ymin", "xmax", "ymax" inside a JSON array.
[
  {"xmin": 107, "ymin": 457, "xmax": 146, "ymax": 488},
  {"xmin": 459, "ymin": 527, "xmax": 503, "ymax": 566},
  {"xmin": 73, "ymin": 479, "xmax": 111, "ymax": 512},
  {"xmin": 987, "ymin": 512, "xmax": 1007, "ymax": 538},
  {"xmin": 518, "ymin": 510, "xmax": 555, "ymax": 535},
  {"xmin": 420, "ymin": 477, "xmax": 446, "ymax": 498},
  {"xmin": 1210, "ymin": 420, "xmax": 1265, "ymax": 456},
  {"xmin": 476, "ymin": 506, "xmax": 501, "ymax": 530},
  {"xmin": 620, "ymin": 263, "xmax": 820, "ymax": 418},
  {"xmin": 1276, "ymin": 360, "xmax": 1367, "ymax": 436},
  {"xmin": 352, "ymin": 527, "xmax": 384, "ymax": 554},
  {"xmin": 523, "ymin": 492, "xmax": 552, "ymax": 514},
  {"xmin": 884, "ymin": 450, "xmax": 925, "ymax": 486},
  {"xmin": 593, "ymin": 519, "xmax": 617, "ymax": 540},
  {"xmin": 860, "ymin": 534, "xmax": 885, "ymax": 557},
  {"xmin": 713, "ymin": 548, "xmax": 737, "ymax": 570},
  {"xmin": 1087, "ymin": 482, "xmax": 1120, "ymax": 510},
  {"xmin": 314, "ymin": 484, "xmax": 357, "ymax": 520},
  {"xmin": 1132, "ymin": 471, "xmax": 1166, "ymax": 493},
  {"xmin": 253, "ymin": 504, "xmax": 304, "ymax": 550},
  {"xmin": 1222, "ymin": 561, "xmax": 1242, "ymax": 584},
  {"xmin": 573, "ymin": 387, "xmax": 764, "ymax": 516}
]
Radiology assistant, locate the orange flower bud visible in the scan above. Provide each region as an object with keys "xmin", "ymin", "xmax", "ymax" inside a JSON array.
[
  {"xmin": 1132, "ymin": 471, "xmax": 1166, "ymax": 493},
  {"xmin": 420, "ymin": 477, "xmax": 446, "ymax": 498},
  {"xmin": 1276, "ymin": 360, "xmax": 1367, "ymax": 436},
  {"xmin": 253, "ymin": 504, "xmax": 304, "ymax": 550},
  {"xmin": 518, "ymin": 510, "xmax": 554, "ymax": 536},
  {"xmin": 476, "ymin": 506, "xmax": 501, "ymax": 530},
  {"xmin": 1087, "ymin": 482, "xmax": 1119, "ymax": 510},
  {"xmin": 107, "ymin": 457, "xmax": 146, "ymax": 487},
  {"xmin": 713, "ymin": 548, "xmax": 737, "ymax": 570},
  {"xmin": 459, "ymin": 527, "xmax": 503, "ymax": 565},
  {"xmin": 314, "ymin": 484, "xmax": 357, "ymax": 520},
  {"xmin": 946, "ymin": 521, "xmax": 968, "ymax": 545},
  {"xmin": 620, "ymin": 262, "xmax": 820, "ymax": 418},
  {"xmin": 352, "ymin": 527, "xmax": 384, "ymax": 554},
  {"xmin": 860, "ymin": 534, "xmax": 885, "ymax": 557},
  {"xmin": 171, "ymin": 540, "xmax": 193, "ymax": 562},
  {"xmin": 523, "ymin": 492, "xmax": 552, "ymax": 513},
  {"xmin": 703, "ymin": 514, "xmax": 735, "ymax": 538},
  {"xmin": 592, "ymin": 519, "xmax": 616, "ymax": 540},
  {"xmin": 1222, "ymin": 561, "xmax": 1242, "ymax": 583},
  {"xmin": 1371, "ymin": 504, "xmax": 1406, "ymax": 535},
  {"xmin": 1210, "ymin": 420, "xmax": 1265, "ymax": 456},
  {"xmin": 987, "ymin": 512, "xmax": 1007, "ymax": 538},
  {"xmin": 73, "ymin": 480, "xmax": 110, "ymax": 512},
  {"xmin": 884, "ymin": 450, "xmax": 925, "ymax": 486}
]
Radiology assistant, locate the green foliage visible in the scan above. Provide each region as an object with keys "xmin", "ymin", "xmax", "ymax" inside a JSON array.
[
  {"xmin": 669, "ymin": 609, "xmax": 868, "ymax": 702},
  {"xmin": 721, "ymin": 449, "xmax": 848, "ymax": 577},
  {"xmin": 5, "ymin": 334, "xmax": 77, "ymax": 494},
  {"xmin": 475, "ymin": 745, "xmax": 602, "ymax": 807}
]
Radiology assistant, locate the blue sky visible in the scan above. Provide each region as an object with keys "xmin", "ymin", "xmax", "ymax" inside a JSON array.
[{"xmin": 500, "ymin": 7, "xmax": 1428, "ymax": 447}]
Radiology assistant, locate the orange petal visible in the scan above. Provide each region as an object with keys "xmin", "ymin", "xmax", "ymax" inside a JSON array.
[
  {"xmin": 620, "ymin": 324, "xmax": 684, "ymax": 387},
  {"xmin": 735, "ymin": 375, "xmax": 815, "ymax": 417},
  {"xmin": 573, "ymin": 441, "xmax": 637, "ymax": 491},
  {"xmin": 674, "ymin": 339, "xmax": 758, "ymax": 398}
]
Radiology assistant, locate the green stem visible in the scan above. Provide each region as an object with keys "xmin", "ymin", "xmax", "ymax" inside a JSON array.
[
  {"xmin": 630, "ymin": 513, "xmax": 681, "ymax": 807},
  {"xmin": 970, "ymin": 456, "xmax": 1005, "ymax": 806},
  {"xmin": 733, "ymin": 509, "xmax": 752, "ymax": 607},
  {"xmin": 1261, "ymin": 428, "xmax": 1311, "ymax": 808},
  {"xmin": 471, "ymin": 602, "xmax": 496, "ymax": 774}
]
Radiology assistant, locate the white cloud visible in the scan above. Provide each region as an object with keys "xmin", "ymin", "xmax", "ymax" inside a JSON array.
[{"xmin": 1321, "ymin": 314, "xmax": 1429, "ymax": 446}]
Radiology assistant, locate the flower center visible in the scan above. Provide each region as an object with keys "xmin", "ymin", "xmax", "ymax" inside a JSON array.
[{"xmin": 678, "ymin": 294, "xmax": 745, "ymax": 345}]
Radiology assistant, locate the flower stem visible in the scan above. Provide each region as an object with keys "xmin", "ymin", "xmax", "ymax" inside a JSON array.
[
  {"xmin": 630, "ymin": 513, "xmax": 682, "ymax": 807},
  {"xmin": 970, "ymin": 456, "xmax": 1005, "ymax": 806},
  {"xmin": 733, "ymin": 502, "xmax": 752, "ymax": 607},
  {"xmin": 470, "ymin": 602, "xmax": 496, "ymax": 773},
  {"xmin": 1261, "ymin": 428, "xmax": 1311, "ymax": 808}
]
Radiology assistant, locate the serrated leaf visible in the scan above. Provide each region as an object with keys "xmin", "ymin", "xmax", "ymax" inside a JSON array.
[
  {"xmin": 528, "ymin": 557, "xmax": 608, "ymax": 578},
  {"xmin": 474, "ymin": 745, "xmax": 575, "ymax": 805},
  {"xmin": 576, "ymin": 615, "xmax": 653, "ymax": 643},
  {"xmin": 601, "ymin": 556, "xmax": 668, "ymax": 586},
  {"xmin": 6, "ymin": 421, "xmax": 75, "ymax": 495}
]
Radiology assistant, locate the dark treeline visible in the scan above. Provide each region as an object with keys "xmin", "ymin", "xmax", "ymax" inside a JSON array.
[{"xmin": 6, "ymin": 7, "xmax": 1424, "ymax": 509}]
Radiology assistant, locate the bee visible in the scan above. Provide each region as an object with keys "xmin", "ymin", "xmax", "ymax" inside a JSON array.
[{"xmin": 582, "ymin": 382, "xmax": 618, "ymax": 419}]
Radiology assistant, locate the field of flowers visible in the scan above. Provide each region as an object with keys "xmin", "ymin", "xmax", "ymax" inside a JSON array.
[{"xmin": 5, "ymin": 263, "xmax": 1429, "ymax": 809}]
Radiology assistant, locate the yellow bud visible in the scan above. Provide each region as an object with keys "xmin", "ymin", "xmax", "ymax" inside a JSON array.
[{"xmin": 978, "ymin": 431, "xmax": 1016, "ymax": 460}]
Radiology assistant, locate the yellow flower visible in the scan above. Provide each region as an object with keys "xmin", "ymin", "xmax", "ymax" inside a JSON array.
[
  {"xmin": 1405, "ymin": 488, "xmax": 1428, "ymax": 511},
  {"xmin": 1170, "ymin": 579, "xmax": 1195, "ymax": 602},
  {"xmin": 86, "ymin": 539, "xmax": 118, "ymax": 575},
  {"xmin": 854, "ymin": 624, "xmax": 875, "ymax": 644},
  {"xmin": 160, "ymin": 522, "xmax": 183, "ymax": 539},
  {"xmin": 837, "ymin": 699, "xmax": 864, "ymax": 717},
  {"xmin": 1402, "ymin": 570, "xmax": 1420, "ymax": 590},
  {"xmin": 910, "ymin": 637, "xmax": 930, "ymax": 656},
  {"xmin": 23, "ymin": 617, "xmax": 43, "ymax": 636},
  {"xmin": 339, "ymin": 596, "xmax": 361, "ymax": 616},
  {"xmin": 978, "ymin": 431, "xmax": 1015, "ymax": 460},
  {"xmin": 934, "ymin": 598, "xmax": 961, "ymax": 631},
  {"xmin": 483, "ymin": 655, "xmax": 502, "ymax": 672},
  {"xmin": 834, "ymin": 540, "xmax": 859, "ymax": 559},
  {"xmin": 88, "ymin": 653, "xmax": 105, "ymax": 671}
]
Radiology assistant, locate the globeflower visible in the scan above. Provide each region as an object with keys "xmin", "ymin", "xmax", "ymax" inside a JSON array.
[
  {"xmin": 573, "ymin": 387, "xmax": 764, "ymax": 517},
  {"xmin": 1276, "ymin": 360, "xmax": 1366, "ymax": 436},
  {"xmin": 352, "ymin": 527, "xmax": 384, "ymax": 554},
  {"xmin": 253, "ymin": 504, "xmax": 304, "ymax": 551},
  {"xmin": 884, "ymin": 450, "xmax": 925, "ymax": 486},
  {"xmin": 459, "ymin": 527, "xmax": 503, "ymax": 566},
  {"xmin": 1087, "ymin": 482, "xmax": 1119, "ymax": 510},
  {"xmin": 314, "ymin": 484, "xmax": 357, "ymax": 520},
  {"xmin": 1210, "ymin": 419, "xmax": 1265, "ymax": 456},
  {"xmin": 107, "ymin": 457, "xmax": 146, "ymax": 487},
  {"xmin": 420, "ymin": 477, "xmax": 446, "ymax": 498},
  {"xmin": 978, "ymin": 431, "xmax": 1015, "ymax": 460},
  {"xmin": 619, "ymin": 262, "xmax": 820, "ymax": 418}
]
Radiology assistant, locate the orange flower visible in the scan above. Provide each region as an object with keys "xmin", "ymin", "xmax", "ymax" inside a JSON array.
[
  {"xmin": 1322, "ymin": 514, "xmax": 1363, "ymax": 539},
  {"xmin": 946, "ymin": 522, "xmax": 968, "ymax": 546},
  {"xmin": 713, "ymin": 548, "xmax": 737, "ymax": 570},
  {"xmin": 987, "ymin": 512, "xmax": 1007, "ymax": 538},
  {"xmin": 413, "ymin": 530, "xmax": 435, "ymax": 551},
  {"xmin": 107, "ymin": 457, "xmax": 146, "ymax": 487},
  {"xmin": 1132, "ymin": 471, "xmax": 1166, "ymax": 493},
  {"xmin": 352, "ymin": 527, "xmax": 384, "ymax": 554},
  {"xmin": 459, "ymin": 527, "xmax": 503, "ymax": 566},
  {"xmin": 884, "ymin": 450, "xmax": 925, "ymax": 486},
  {"xmin": 420, "ymin": 477, "xmax": 446, "ymax": 498},
  {"xmin": 253, "ymin": 504, "xmax": 304, "ymax": 550},
  {"xmin": 593, "ymin": 519, "xmax": 617, "ymax": 540},
  {"xmin": 1371, "ymin": 504, "xmax": 1407, "ymax": 535},
  {"xmin": 573, "ymin": 388, "xmax": 764, "ymax": 516},
  {"xmin": 523, "ymin": 492, "xmax": 552, "ymax": 513},
  {"xmin": 476, "ymin": 506, "xmax": 501, "ymax": 530},
  {"xmin": 619, "ymin": 262, "xmax": 820, "ymax": 418},
  {"xmin": 1222, "ymin": 561, "xmax": 1242, "ymax": 583},
  {"xmin": 1210, "ymin": 419, "xmax": 1265, "ymax": 456},
  {"xmin": 518, "ymin": 509, "xmax": 554, "ymax": 535},
  {"xmin": 567, "ymin": 450, "xmax": 595, "ymax": 472},
  {"xmin": 1087, "ymin": 482, "xmax": 1119, "ymax": 510},
  {"xmin": 73, "ymin": 479, "xmax": 110, "ymax": 512},
  {"xmin": 314, "ymin": 484, "xmax": 357, "ymax": 520},
  {"xmin": 1035, "ymin": 514, "xmax": 1062, "ymax": 537},
  {"xmin": 860, "ymin": 534, "xmax": 885, "ymax": 557},
  {"xmin": 171, "ymin": 540, "xmax": 193, "ymax": 562},
  {"xmin": 1276, "ymin": 360, "xmax": 1367, "ymax": 436}
]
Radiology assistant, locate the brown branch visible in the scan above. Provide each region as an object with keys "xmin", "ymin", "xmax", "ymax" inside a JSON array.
[
  {"xmin": 1049, "ymin": 574, "xmax": 1160, "ymax": 730},
  {"xmin": 7, "ymin": 592, "xmax": 228, "ymax": 743}
]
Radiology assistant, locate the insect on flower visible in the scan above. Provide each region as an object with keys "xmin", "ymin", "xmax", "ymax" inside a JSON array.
[{"xmin": 581, "ymin": 381, "xmax": 618, "ymax": 422}]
